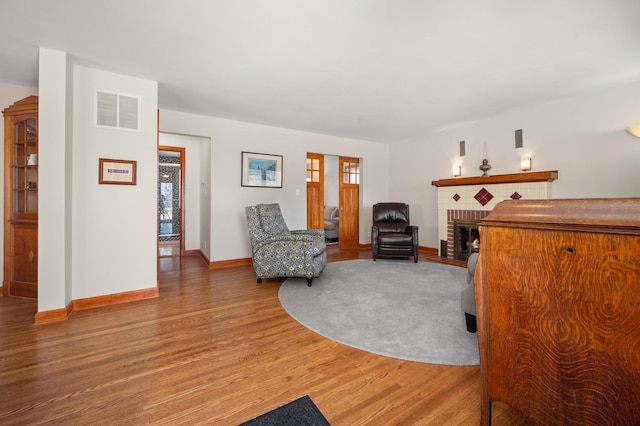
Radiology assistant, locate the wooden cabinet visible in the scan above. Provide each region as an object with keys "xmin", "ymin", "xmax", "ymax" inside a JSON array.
[
  {"xmin": 3, "ymin": 96, "xmax": 38, "ymax": 299},
  {"xmin": 476, "ymin": 198, "xmax": 640, "ymax": 425}
]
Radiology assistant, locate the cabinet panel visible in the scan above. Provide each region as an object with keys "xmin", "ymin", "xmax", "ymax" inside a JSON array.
[
  {"xmin": 7, "ymin": 224, "xmax": 38, "ymax": 298},
  {"xmin": 3, "ymin": 95, "xmax": 38, "ymax": 299},
  {"xmin": 477, "ymin": 199, "xmax": 640, "ymax": 425}
]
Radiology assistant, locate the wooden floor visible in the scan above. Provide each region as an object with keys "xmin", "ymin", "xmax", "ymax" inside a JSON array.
[
  {"xmin": 0, "ymin": 246, "xmax": 529, "ymax": 425},
  {"xmin": 158, "ymin": 239, "xmax": 181, "ymax": 258}
]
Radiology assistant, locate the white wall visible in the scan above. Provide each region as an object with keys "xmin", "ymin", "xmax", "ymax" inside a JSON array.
[
  {"xmin": 72, "ymin": 65, "xmax": 158, "ymax": 299},
  {"xmin": 159, "ymin": 110, "xmax": 390, "ymax": 262},
  {"xmin": 0, "ymin": 83, "xmax": 38, "ymax": 267},
  {"xmin": 390, "ymin": 80, "xmax": 640, "ymax": 250},
  {"xmin": 15, "ymin": 56, "xmax": 640, "ymax": 312},
  {"xmin": 158, "ymin": 132, "xmax": 206, "ymax": 252},
  {"xmin": 38, "ymin": 48, "xmax": 70, "ymax": 312},
  {"xmin": 200, "ymin": 133, "xmax": 212, "ymax": 260}
]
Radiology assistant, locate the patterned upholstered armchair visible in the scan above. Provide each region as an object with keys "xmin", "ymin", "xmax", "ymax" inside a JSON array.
[{"xmin": 245, "ymin": 203, "xmax": 327, "ymax": 286}]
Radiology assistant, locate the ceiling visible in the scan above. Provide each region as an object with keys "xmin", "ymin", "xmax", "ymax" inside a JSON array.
[{"xmin": 1, "ymin": 0, "xmax": 640, "ymax": 143}]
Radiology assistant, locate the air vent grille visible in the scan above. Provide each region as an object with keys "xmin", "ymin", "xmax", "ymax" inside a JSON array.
[
  {"xmin": 97, "ymin": 92, "xmax": 117, "ymax": 127},
  {"xmin": 96, "ymin": 91, "xmax": 140, "ymax": 131}
]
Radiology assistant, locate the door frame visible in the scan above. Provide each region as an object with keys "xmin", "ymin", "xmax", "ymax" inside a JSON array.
[{"xmin": 158, "ymin": 146, "xmax": 185, "ymax": 257}]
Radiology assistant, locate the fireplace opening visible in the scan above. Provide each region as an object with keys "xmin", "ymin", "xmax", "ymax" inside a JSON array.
[{"xmin": 453, "ymin": 219, "xmax": 480, "ymax": 261}]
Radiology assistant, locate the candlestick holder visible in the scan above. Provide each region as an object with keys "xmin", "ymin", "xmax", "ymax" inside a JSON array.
[{"xmin": 479, "ymin": 158, "xmax": 491, "ymax": 177}]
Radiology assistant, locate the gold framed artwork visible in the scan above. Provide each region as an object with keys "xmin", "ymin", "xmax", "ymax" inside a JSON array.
[{"xmin": 99, "ymin": 158, "xmax": 137, "ymax": 185}]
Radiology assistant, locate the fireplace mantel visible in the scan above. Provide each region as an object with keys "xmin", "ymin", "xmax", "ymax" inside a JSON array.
[{"xmin": 432, "ymin": 170, "xmax": 558, "ymax": 188}]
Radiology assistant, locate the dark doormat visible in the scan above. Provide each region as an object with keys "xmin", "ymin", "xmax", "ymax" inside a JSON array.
[{"xmin": 239, "ymin": 395, "xmax": 330, "ymax": 426}]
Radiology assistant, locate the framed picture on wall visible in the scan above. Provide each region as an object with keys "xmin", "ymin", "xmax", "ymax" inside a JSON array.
[
  {"xmin": 241, "ymin": 152, "xmax": 283, "ymax": 188},
  {"xmin": 99, "ymin": 158, "xmax": 137, "ymax": 185}
]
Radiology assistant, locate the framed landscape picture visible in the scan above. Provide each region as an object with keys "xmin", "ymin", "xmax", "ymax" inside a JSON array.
[{"xmin": 241, "ymin": 152, "xmax": 283, "ymax": 188}]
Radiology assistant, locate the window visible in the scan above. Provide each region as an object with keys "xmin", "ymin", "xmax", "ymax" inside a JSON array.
[
  {"xmin": 306, "ymin": 157, "xmax": 320, "ymax": 182},
  {"xmin": 342, "ymin": 160, "xmax": 359, "ymax": 184}
]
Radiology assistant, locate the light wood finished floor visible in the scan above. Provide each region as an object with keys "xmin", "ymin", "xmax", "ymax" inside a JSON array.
[
  {"xmin": 158, "ymin": 239, "xmax": 181, "ymax": 258},
  {"xmin": 0, "ymin": 246, "xmax": 529, "ymax": 425}
]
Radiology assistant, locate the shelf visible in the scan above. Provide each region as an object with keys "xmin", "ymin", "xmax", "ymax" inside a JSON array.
[{"xmin": 431, "ymin": 170, "xmax": 558, "ymax": 188}]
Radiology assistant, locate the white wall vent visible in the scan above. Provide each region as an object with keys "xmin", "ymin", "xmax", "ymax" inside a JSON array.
[{"xmin": 96, "ymin": 91, "xmax": 140, "ymax": 131}]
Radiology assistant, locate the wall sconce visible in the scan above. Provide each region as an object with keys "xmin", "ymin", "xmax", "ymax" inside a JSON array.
[
  {"xmin": 625, "ymin": 124, "xmax": 640, "ymax": 138},
  {"xmin": 452, "ymin": 165, "xmax": 461, "ymax": 177},
  {"xmin": 520, "ymin": 157, "xmax": 532, "ymax": 172}
]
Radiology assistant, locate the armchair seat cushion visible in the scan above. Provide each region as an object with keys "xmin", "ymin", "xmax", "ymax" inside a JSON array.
[{"xmin": 378, "ymin": 232, "xmax": 413, "ymax": 245}]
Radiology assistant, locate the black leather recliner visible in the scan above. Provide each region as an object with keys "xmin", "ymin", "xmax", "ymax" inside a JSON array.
[{"xmin": 371, "ymin": 202, "xmax": 419, "ymax": 263}]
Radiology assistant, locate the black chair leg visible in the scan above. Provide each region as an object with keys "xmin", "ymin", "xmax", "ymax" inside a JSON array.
[
  {"xmin": 257, "ymin": 278, "xmax": 263, "ymax": 284},
  {"xmin": 306, "ymin": 278, "xmax": 313, "ymax": 286},
  {"xmin": 465, "ymin": 313, "xmax": 477, "ymax": 333}
]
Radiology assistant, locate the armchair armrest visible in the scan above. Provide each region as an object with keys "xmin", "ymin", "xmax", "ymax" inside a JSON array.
[
  {"xmin": 253, "ymin": 232, "xmax": 325, "ymax": 256},
  {"xmin": 406, "ymin": 225, "xmax": 419, "ymax": 244},
  {"xmin": 291, "ymin": 229, "xmax": 325, "ymax": 240},
  {"xmin": 371, "ymin": 225, "xmax": 380, "ymax": 255},
  {"xmin": 405, "ymin": 225, "xmax": 418, "ymax": 233}
]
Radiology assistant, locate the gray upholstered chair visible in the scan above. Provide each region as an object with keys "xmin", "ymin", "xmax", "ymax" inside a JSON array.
[
  {"xmin": 371, "ymin": 202, "xmax": 419, "ymax": 262},
  {"xmin": 460, "ymin": 251, "xmax": 479, "ymax": 333},
  {"xmin": 324, "ymin": 205, "xmax": 339, "ymax": 241},
  {"xmin": 245, "ymin": 203, "xmax": 327, "ymax": 286}
]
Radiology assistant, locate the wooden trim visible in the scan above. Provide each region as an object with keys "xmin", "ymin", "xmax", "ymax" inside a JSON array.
[
  {"xmin": 2, "ymin": 95, "xmax": 38, "ymax": 116},
  {"xmin": 33, "ymin": 288, "xmax": 159, "ymax": 325},
  {"xmin": 431, "ymin": 170, "xmax": 558, "ymax": 187},
  {"xmin": 182, "ymin": 249, "xmax": 200, "ymax": 256},
  {"xmin": 34, "ymin": 302, "xmax": 73, "ymax": 325},
  {"xmin": 210, "ymin": 257, "xmax": 253, "ymax": 269},
  {"xmin": 419, "ymin": 245, "xmax": 438, "ymax": 255},
  {"xmin": 199, "ymin": 250, "xmax": 210, "ymax": 265},
  {"xmin": 73, "ymin": 287, "xmax": 159, "ymax": 311}
]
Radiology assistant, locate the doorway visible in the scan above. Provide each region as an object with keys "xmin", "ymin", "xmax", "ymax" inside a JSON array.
[
  {"xmin": 306, "ymin": 154, "xmax": 360, "ymax": 248},
  {"xmin": 158, "ymin": 147, "xmax": 184, "ymax": 257}
]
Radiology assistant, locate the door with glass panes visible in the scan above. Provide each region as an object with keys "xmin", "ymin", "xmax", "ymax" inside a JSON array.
[
  {"xmin": 338, "ymin": 156, "xmax": 359, "ymax": 248},
  {"xmin": 3, "ymin": 96, "xmax": 38, "ymax": 299}
]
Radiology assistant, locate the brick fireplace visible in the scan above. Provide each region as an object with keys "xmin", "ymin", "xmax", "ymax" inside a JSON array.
[
  {"xmin": 448, "ymin": 210, "xmax": 490, "ymax": 260},
  {"xmin": 432, "ymin": 171, "xmax": 558, "ymax": 259}
]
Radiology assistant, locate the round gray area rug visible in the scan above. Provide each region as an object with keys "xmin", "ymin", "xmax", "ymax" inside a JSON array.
[{"xmin": 279, "ymin": 259, "xmax": 479, "ymax": 366}]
